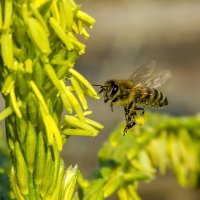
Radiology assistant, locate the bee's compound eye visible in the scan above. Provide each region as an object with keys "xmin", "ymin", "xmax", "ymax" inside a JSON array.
[{"xmin": 111, "ymin": 85, "xmax": 118, "ymax": 95}]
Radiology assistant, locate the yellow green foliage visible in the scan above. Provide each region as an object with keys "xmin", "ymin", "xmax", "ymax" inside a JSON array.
[{"xmin": 77, "ymin": 113, "xmax": 200, "ymax": 199}]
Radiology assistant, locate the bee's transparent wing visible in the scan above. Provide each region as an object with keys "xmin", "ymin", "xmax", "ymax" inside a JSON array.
[
  {"xmin": 144, "ymin": 70, "xmax": 171, "ymax": 88},
  {"xmin": 129, "ymin": 61, "xmax": 171, "ymax": 88},
  {"xmin": 129, "ymin": 61, "xmax": 156, "ymax": 83}
]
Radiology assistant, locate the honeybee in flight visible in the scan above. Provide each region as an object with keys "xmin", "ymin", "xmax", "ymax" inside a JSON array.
[{"xmin": 96, "ymin": 61, "xmax": 171, "ymax": 135}]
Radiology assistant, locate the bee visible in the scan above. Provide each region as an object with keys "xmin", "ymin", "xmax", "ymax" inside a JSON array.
[{"xmin": 96, "ymin": 61, "xmax": 171, "ymax": 135}]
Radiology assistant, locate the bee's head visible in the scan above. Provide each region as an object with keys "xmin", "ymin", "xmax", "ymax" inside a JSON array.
[{"xmin": 98, "ymin": 80, "xmax": 119, "ymax": 103}]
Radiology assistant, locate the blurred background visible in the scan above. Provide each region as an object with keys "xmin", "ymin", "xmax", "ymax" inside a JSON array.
[
  {"xmin": 63, "ymin": 0, "xmax": 200, "ymax": 199},
  {"xmin": 1, "ymin": 0, "xmax": 200, "ymax": 199}
]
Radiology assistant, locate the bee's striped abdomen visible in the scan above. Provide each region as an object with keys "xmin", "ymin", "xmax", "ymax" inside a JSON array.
[
  {"xmin": 150, "ymin": 88, "xmax": 168, "ymax": 107},
  {"xmin": 138, "ymin": 87, "xmax": 168, "ymax": 108}
]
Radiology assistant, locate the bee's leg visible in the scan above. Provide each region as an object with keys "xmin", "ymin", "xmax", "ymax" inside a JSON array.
[
  {"xmin": 110, "ymin": 95, "xmax": 121, "ymax": 112},
  {"xmin": 124, "ymin": 106, "xmax": 129, "ymax": 116},
  {"xmin": 124, "ymin": 107, "xmax": 128, "ymax": 119},
  {"xmin": 123, "ymin": 108, "xmax": 137, "ymax": 135},
  {"xmin": 123, "ymin": 116, "xmax": 136, "ymax": 136},
  {"xmin": 135, "ymin": 107, "xmax": 145, "ymax": 116},
  {"xmin": 124, "ymin": 101, "xmax": 134, "ymax": 116}
]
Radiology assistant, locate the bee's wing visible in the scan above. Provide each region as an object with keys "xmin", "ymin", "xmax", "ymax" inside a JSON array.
[
  {"xmin": 143, "ymin": 70, "xmax": 171, "ymax": 88},
  {"xmin": 129, "ymin": 61, "xmax": 156, "ymax": 83},
  {"xmin": 129, "ymin": 61, "xmax": 171, "ymax": 88}
]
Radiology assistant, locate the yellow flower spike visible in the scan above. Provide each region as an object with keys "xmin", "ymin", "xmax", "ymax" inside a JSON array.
[
  {"xmin": 72, "ymin": 110, "xmax": 93, "ymax": 118},
  {"xmin": 27, "ymin": 17, "xmax": 51, "ymax": 55},
  {"xmin": 25, "ymin": 59, "xmax": 33, "ymax": 73},
  {"xmin": 58, "ymin": 3, "xmax": 66, "ymax": 30},
  {"xmin": 25, "ymin": 122, "xmax": 37, "ymax": 174},
  {"xmin": 77, "ymin": 20, "xmax": 90, "ymax": 39},
  {"xmin": 59, "ymin": 81, "xmax": 73, "ymax": 114},
  {"xmin": 146, "ymin": 140, "xmax": 158, "ymax": 167},
  {"xmin": 59, "ymin": 80, "xmax": 84, "ymax": 119},
  {"xmin": 49, "ymin": 17, "xmax": 73, "ymax": 50},
  {"xmin": 60, "ymin": 0, "xmax": 76, "ymax": 31},
  {"xmin": 40, "ymin": 107, "xmax": 54, "ymax": 145},
  {"xmin": 117, "ymin": 188, "xmax": 128, "ymax": 200},
  {"xmin": 77, "ymin": 171, "xmax": 90, "ymax": 189},
  {"xmin": 51, "ymin": 48, "xmax": 68, "ymax": 61},
  {"xmin": 44, "ymin": 64, "xmax": 73, "ymax": 113},
  {"xmin": 70, "ymin": 77, "xmax": 88, "ymax": 110},
  {"xmin": 52, "ymin": 159, "xmax": 65, "ymax": 200},
  {"xmin": 84, "ymin": 117, "xmax": 104, "ymax": 130},
  {"xmin": 103, "ymin": 174, "xmax": 122, "ymax": 198},
  {"xmin": 1, "ymin": 31, "xmax": 14, "ymax": 70},
  {"xmin": 127, "ymin": 185, "xmax": 141, "ymax": 200},
  {"xmin": 3, "ymin": 0, "xmax": 13, "ymax": 30},
  {"xmin": 65, "ymin": 87, "xmax": 84, "ymax": 120},
  {"xmin": 138, "ymin": 151, "xmax": 154, "ymax": 174},
  {"xmin": 18, "ymin": 62, "xmax": 25, "ymax": 72},
  {"xmin": 10, "ymin": 85, "xmax": 22, "ymax": 118},
  {"xmin": 29, "ymin": 80, "xmax": 49, "ymax": 114},
  {"xmin": 63, "ymin": 128, "xmax": 98, "ymax": 137},
  {"xmin": 64, "ymin": 115, "xmax": 98, "ymax": 133},
  {"xmin": 40, "ymin": 146, "xmax": 56, "ymax": 198},
  {"xmin": 60, "ymin": 165, "xmax": 78, "ymax": 200},
  {"xmin": 7, "ymin": 127, "xmax": 15, "ymax": 151},
  {"xmin": 72, "ymin": 22, "xmax": 79, "ymax": 34},
  {"xmin": 30, "ymin": 80, "xmax": 57, "ymax": 146},
  {"xmin": 155, "ymin": 133, "xmax": 168, "ymax": 174},
  {"xmin": 167, "ymin": 134, "xmax": 180, "ymax": 169},
  {"xmin": 30, "ymin": 3, "xmax": 49, "ymax": 34},
  {"xmin": 9, "ymin": 166, "xmax": 25, "ymax": 200},
  {"xmin": 21, "ymin": 4, "xmax": 29, "ymax": 24},
  {"xmin": 178, "ymin": 129, "xmax": 196, "ymax": 170},
  {"xmin": 34, "ymin": 0, "xmax": 51, "ymax": 9},
  {"xmin": 85, "ymin": 89, "xmax": 100, "ymax": 100},
  {"xmin": 60, "ymin": 92, "xmax": 73, "ymax": 114},
  {"xmin": 76, "ymin": 10, "xmax": 95, "ymax": 28},
  {"xmin": 51, "ymin": 117, "xmax": 63, "ymax": 151},
  {"xmin": 16, "ymin": 117, "xmax": 27, "ymax": 145},
  {"xmin": 0, "ymin": 106, "xmax": 13, "ymax": 122},
  {"xmin": 44, "ymin": 64, "xmax": 62, "ymax": 89},
  {"xmin": 36, "ymin": 96, "xmax": 62, "ymax": 150},
  {"xmin": 81, "ymin": 28, "xmax": 90, "ymax": 39},
  {"xmin": 45, "ymin": 64, "xmax": 73, "ymax": 93},
  {"xmin": 83, "ymin": 110, "xmax": 93, "ymax": 116},
  {"xmin": 67, "ymin": 32, "xmax": 85, "ymax": 54},
  {"xmin": 69, "ymin": 68, "xmax": 98, "ymax": 98},
  {"xmin": 77, "ymin": 20, "xmax": 83, "ymax": 33},
  {"xmin": 0, "ymin": 2, "xmax": 3, "ymax": 29},
  {"xmin": 34, "ymin": 132, "xmax": 46, "ymax": 187},
  {"xmin": 45, "ymin": 147, "xmax": 60, "ymax": 197},
  {"xmin": 50, "ymin": 1, "xmax": 60, "ymax": 23},
  {"xmin": 1, "ymin": 74, "xmax": 15, "ymax": 96},
  {"xmin": 26, "ymin": 92, "xmax": 39, "ymax": 125},
  {"xmin": 14, "ymin": 141, "xmax": 29, "ymax": 195}
]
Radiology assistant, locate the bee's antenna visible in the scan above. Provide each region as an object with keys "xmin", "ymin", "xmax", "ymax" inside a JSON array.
[
  {"xmin": 92, "ymin": 84, "xmax": 107, "ymax": 94},
  {"xmin": 92, "ymin": 84, "xmax": 103, "ymax": 87}
]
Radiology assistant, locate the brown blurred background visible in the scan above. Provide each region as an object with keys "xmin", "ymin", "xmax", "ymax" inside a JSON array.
[
  {"xmin": 62, "ymin": 0, "xmax": 200, "ymax": 199},
  {"xmin": 0, "ymin": 0, "xmax": 200, "ymax": 199}
]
